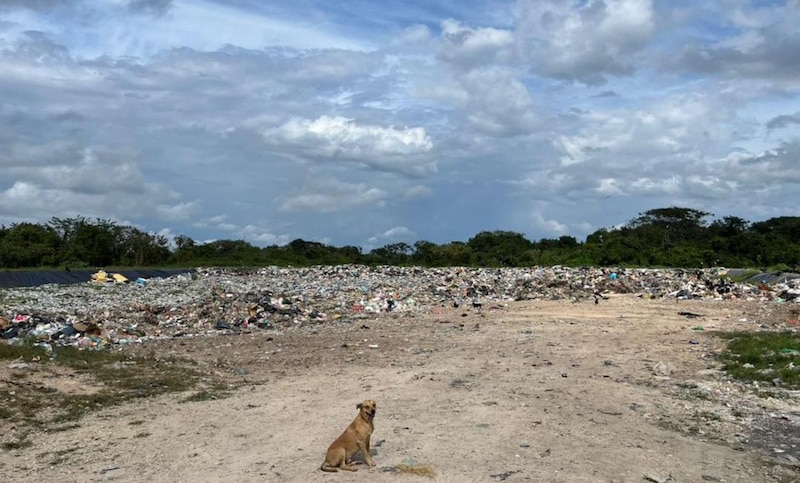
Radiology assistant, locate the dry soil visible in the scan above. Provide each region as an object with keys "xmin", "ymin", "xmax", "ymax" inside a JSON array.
[{"xmin": 2, "ymin": 295, "xmax": 800, "ymax": 482}]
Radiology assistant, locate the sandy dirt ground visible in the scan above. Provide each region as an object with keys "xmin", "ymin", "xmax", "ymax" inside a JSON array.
[{"xmin": 2, "ymin": 295, "xmax": 800, "ymax": 482}]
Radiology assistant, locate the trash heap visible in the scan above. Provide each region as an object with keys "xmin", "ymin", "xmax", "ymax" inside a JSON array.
[{"xmin": 1, "ymin": 266, "xmax": 798, "ymax": 350}]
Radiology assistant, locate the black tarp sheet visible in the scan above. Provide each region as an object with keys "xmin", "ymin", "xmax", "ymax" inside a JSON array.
[
  {"xmin": 0, "ymin": 269, "xmax": 195, "ymax": 288},
  {"xmin": 724, "ymin": 269, "xmax": 800, "ymax": 284}
]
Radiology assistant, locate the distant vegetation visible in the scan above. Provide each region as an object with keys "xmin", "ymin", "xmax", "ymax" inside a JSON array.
[{"xmin": 0, "ymin": 208, "xmax": 798, "ymax": 270}]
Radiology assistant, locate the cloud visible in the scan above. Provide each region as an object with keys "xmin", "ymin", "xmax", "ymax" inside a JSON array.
[
  {"xmin": 415, "ymin": 66, "xmax": 537, "ymax": 137},
  {"xmin": 128, "ymin": 0, "xmax": 172, "ymax": 17},
  {"xmin": 594, "ymin": 90, "xmax": 618, "ymax": 98},
  {"xmin": 2, "ymin": 0, "xmax": 799, "ymax": 249},
  {"xmin": 716, "ymin": 140, "xmax": 800, "ymax": 188},
  {"xmin": 0, "ymin": 179, "xmax": 185, "ymax": 225},
  {"xmin": 393, "ymin": 23, "xmax": 433, "ymax": 47},
  {"xmin": 279, "ymin": 179, "xmax": 389, "ymax": 213},
  {"xmin": 671, "ymin": 1, "xmax": 800, "ymax": 81},
  {"xmin": 766, "ymin": 112, "xmax": 800, "ymax": 131},
  {"xmin": 0, "ymin": 0, "xmax": 73, "ymax": 11},
  {"xmin": 367, "ymin": 226, "xmax": 416, "ymax": 245},
  {"xmin": 29, "ymin": 147, "xmax": 147, "ymax": 195},
  {"xmin": 437, "ymin": 19, "xmax": 514, "ymax": 70},
  {"xmin": 459, "ymin": 67, "xmax": 537, "ymax": 136},
  {"xmin": 155, "ymin": 201, "xmax": 197, "ymax": 222},
  {"xmin": 403, "ymin": 185, "xmax": 432, "ymax": 199},
  {"xmin": 513, "ymin": 0, "xmax": 655, "ymax": 84},
  {"xmin": 263, "ymin": 116, "xmax": 436, "ymax": 176},
  {"xmin": 531, "ymin": 210, "xmax": 568, "ymax": 235},
  {"xmin": 238, "ymin": 224, "xmax": 291, "ymax": 246}
]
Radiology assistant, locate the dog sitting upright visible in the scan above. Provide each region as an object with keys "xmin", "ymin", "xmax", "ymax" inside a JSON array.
[{"xmin": 320, "ymin": 399, "xmax": 377, "ymax": 472}]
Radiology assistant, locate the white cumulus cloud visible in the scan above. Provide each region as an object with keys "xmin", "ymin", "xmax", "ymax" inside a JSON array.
[{"xmin": 263, "ymin": 115, "xmax": 436, "ymax": 176}]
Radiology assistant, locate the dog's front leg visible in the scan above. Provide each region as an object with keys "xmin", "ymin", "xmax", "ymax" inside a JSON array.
[{"xmin": 358, "ymin": 440, "xmax": 376, "ymax": 466}]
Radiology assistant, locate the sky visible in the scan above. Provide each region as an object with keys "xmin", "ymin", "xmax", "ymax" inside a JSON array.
[{"xmin": 1, "ymin": 0, "xmax": 799, "ymax": 250}]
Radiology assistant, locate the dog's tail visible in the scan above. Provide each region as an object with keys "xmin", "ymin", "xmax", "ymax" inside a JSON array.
[{"xmin": 320, "ymin": 462, "xmax": 338, "ymax": 472}]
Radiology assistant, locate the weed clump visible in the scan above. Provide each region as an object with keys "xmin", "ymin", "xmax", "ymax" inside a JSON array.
[{"xmin": 718, "ymin": 331, "xmax": 800, "ymax": 389}]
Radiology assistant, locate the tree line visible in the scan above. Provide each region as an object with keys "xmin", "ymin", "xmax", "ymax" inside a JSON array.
[{"xmin": 0, "ymin": 208, "xmax": 798, "ymax": 270}]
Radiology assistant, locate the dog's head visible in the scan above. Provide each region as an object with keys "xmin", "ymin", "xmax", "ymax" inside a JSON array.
[{"xmin": 357, "ymin": 399, "xmax": 377, "ymax": 419}]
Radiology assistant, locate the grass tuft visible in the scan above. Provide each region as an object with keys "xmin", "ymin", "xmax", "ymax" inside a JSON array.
[
  {"xmin": 0, "ymin": 339, "xmax": 219, "ymax": 433},
  {"xmin": 181, "ymin": 388, "xmax": 231, "ymax": 403},
  {"xmin": 2, "ymin": 438, "xmax": 33, "ymax": 450},
  {"xmin": 393, "ymin": 464, "xmax": 436, "ymax": 478},
  {"xmin": 717, "ymin": 331, "xmax": 800, "ymax": 389}
]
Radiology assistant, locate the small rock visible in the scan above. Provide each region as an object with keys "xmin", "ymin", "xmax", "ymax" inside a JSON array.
[
  {"xmin": 781, "ymin": 453, "xmax": 799, "ymax": 464},
  {"xmin": 644, "ymin": 474, "xmax": 672, "ymax": 483},
  {"xmin": 653, "ymin": 361, "xmax": 675, "ymax": 376}
]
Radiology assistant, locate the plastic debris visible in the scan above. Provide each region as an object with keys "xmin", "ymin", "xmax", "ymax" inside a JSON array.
[{"xmin": 0, "ymin": 265, "xmax": 796, "ymax": 350}]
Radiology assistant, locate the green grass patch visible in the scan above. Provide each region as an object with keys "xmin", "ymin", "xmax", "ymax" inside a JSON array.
[
  {"xmin": 718, "ymin": 331, "xmax": 800, "ymax": 389},
  {"xmin": 2, "ymin": 438, "xmax": 33, "ymax": 450},
  {"xmin": 181, "ymin": 387, "xmax": 231, "ymax": 403},
  {"xmin": 0, "ymin": 340, "xmax": 51, "ymax": 361},
  {"xmin": 0, "ymin": 340, "xmax": 217, "ymax": 435}
]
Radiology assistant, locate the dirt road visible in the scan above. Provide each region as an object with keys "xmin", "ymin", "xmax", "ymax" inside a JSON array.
[{"xmin": 2, "ymin": 296, "xmax": 799, "ymax": 482}]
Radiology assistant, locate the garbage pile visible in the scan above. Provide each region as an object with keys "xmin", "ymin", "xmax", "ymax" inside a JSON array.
[{"xmin": 1, "ymin": 266, "xmax": 798, "ymax": 350}]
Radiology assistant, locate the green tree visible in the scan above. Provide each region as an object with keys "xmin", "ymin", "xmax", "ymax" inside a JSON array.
[
  {"xmin": 412, "ymin": 240, "xmax": 437, "ymax": 265},
  {"xmin": 0, "ymin": 222, "xmax": 60, "ymax": 268},
  {"xmin": 626, "ymin": 207, "xmax": 711, "ymax": 248},
  {"xmin": 368, "ymin": 242, "xmax": 412, "ymax": 265},
  {"xmin": 467, "ymin": 231, "xmax": 533, "ymax": 266},
  {"xmin": 117, "ymin": 226, "xmax": 170, "ymax": 266},
  {"xmin": 48, "ymin": 217, "xmax": 119, "ymax": 266}
]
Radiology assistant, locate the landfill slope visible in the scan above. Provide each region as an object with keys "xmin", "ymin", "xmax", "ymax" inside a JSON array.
[
  {"xmin": 1, "ymin": 266, "xmax": 799, "ymax": 482},
  {"xmin": 1, "ymin": 296, "xmax": 799, "ymax": 482}
]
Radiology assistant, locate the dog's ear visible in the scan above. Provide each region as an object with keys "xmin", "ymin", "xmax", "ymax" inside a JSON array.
[{"xmin": 357, "ymin": 403, "xmax": 362, "ymax": 409}]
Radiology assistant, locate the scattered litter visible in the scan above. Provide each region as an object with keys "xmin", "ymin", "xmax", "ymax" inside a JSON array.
[
  {"xmin": 0, "ymin": 266, "xmax": 797, "ymax": 350},
  {"xmin": 491, "ymin": 469, "xmax": 522, "ymax": 481}
]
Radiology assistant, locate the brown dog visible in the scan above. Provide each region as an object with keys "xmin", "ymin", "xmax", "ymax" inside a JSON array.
[{"xmin": 320, "ymin": 400, "xmax": 377, "ymax": 472}]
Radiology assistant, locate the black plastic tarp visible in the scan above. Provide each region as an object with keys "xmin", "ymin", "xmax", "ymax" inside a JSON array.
[
  {"xmin": 0, "ymin": 269, "xmax": 196, "ymax": 288},
  {"xmin": 724, "ymin": 269, "xmax": 800, "ymax": 284}
]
